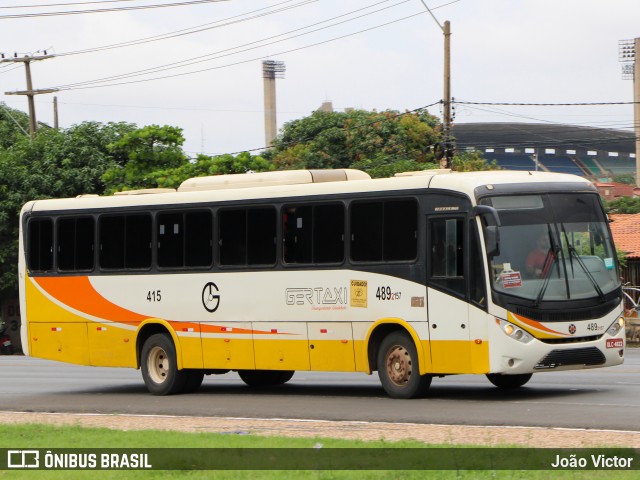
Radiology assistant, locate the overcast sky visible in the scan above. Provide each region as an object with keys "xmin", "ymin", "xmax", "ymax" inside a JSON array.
[{"xmin": 0, "ymin": 0, "xmax": 638, "ymax": 156}]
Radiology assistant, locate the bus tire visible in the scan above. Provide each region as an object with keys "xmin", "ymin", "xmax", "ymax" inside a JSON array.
[
  {"xmin": 377, "ymin": 331, "xmax": 431, "ymax": 399},
  {"xmin": 238, "ymin": 370, "xmax": 295, "ymax": 387},
  {"xmin": 140, "ymin": 333, "xmax": 187, "ymax": 395},
  {"xmin": 183, "ymin": 370, "xmax": 205, "ymax": 393},
  {"xmin": 486, "ymin": 373, "xmax": 533, "ymax": 389}
]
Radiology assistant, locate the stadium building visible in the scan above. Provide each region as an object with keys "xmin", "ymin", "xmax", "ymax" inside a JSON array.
[{"xmin": 453, "ymin": 123, "xmax": 637, "ymax": 183}]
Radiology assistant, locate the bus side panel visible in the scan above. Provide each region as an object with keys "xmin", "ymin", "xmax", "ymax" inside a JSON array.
[
  {"xmin": 201, "ymin": 322, "xmax": 255, "ymax": 370},
  {"xmin": 468, "ymin": 305, "xmax": 490, "ymax": 374},
  {"xmin": 87, "ymin": 323, "xmax": 137, "ymax": 367},
  {"xmin": 25, "ymin": 275, "xmax": 90, "ymax": 364},
  {"xmin": 352, "ymin": 322, "xmax": 370, "ymax": 373},
  {"xmin": 29, "ymin": 322, "xmax": 89, "ymax": 365},
  {"xmin": 174, "ymin": 330, "xmax": 205, "ymax": 369},
  {"xmin": 252, "ymin": 322, "xmax": 310, "ymax": 371},
  {"xmin": 308, "ymin": 322, "xmax": 356, "ymax": 372}
]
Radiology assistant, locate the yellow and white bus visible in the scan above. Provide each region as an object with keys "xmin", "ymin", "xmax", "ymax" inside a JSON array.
[{"xmin": 18, "ymin": 168, "xmax": 626, "ymax": 398}]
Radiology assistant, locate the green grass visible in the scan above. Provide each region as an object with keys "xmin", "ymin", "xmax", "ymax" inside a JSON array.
[{"xmin": 0, "ymin": 423, "xmax": 637, "ymax": 479}]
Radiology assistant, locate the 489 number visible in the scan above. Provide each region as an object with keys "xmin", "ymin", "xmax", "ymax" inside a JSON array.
[{"xmin": 376, "ymin": 286, "xmax": 401, "ymax": 301}]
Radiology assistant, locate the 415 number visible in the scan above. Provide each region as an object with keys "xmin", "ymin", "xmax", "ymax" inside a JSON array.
[{"xmin": 147, "ymin": 290, "xmax": 162, "ymax": 302}]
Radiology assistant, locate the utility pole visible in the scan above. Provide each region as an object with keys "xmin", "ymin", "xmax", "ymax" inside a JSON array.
[
  {"xmin": 442, "ymin": 20, "xmax": 452, "ymax": 169},
  {"xmin": 619, "ymin": 38, "xmax": 640, "ymax": 187},
  {"xmin": 418, "ymin": 1, "xmax": 453, "ymax": 168},
  {"xmin": 1, "ymin": 53, "xmax": 58, "ymax": 137}
]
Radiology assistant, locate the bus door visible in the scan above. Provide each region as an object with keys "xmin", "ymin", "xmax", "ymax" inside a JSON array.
[{"xmin": 426, "ymin": 215, "xmax": 487, "ymax": 374}]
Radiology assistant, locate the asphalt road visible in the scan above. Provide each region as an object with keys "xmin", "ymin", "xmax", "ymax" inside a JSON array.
[{"xmin": 1, "ymin": 349, "xmax": 639, "ymax": 431}]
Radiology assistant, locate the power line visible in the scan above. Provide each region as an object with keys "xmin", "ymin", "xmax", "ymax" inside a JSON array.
[
  {"xmin": 51, "ymin": 4, "xmax": 428, "ymax": 90},
  {"xmin": 55, "ymin": 0, "xmax": 317, "ymax": 57},
  {"xmin": 52, "ymin": 0, "xmax": 408, "ymax": 89},
  {"xmin": 0, "ymin": 0, "xmax": 142, "ymax": 8},
  {"xmin": 0, "ymin": 0, "xmax": 228, "ymax": 19},
  {"xmin": 455, "ymin": 100, "xmax": 639, "ymax": 106}
]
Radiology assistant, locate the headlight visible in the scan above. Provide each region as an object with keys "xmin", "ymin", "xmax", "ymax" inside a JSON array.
[
  {"xmin": 496, "ymin": 318, "xmax": 534, "ymax": 344},
  {"xmin": 606, "ymin": 317, "xmax": 625, "ymax": 336}
]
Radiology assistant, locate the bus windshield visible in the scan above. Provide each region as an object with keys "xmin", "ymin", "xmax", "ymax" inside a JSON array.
[{"xmin": 481, "ymin": 193, "xmax": 620, "ymax": 303}]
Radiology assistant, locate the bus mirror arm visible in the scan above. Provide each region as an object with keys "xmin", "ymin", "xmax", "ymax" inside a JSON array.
[
  {"xmin": 471, "ymin": 205, "xmax": 501, "ymax": 258},
  {"xmin": 484, "ymin": 226, "xmax": 500, "ymax": 258},
  {"xmin": 471, "ymin": 205, "xmax": 501, "ymax": 227}
]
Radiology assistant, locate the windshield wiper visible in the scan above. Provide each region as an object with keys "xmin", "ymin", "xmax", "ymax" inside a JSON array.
[
  {"xmin": 567, "ymin": 245, "xmax": 606, "ymax": 302},
  {"xmin": 560, "ymin": 223, "xmax": 606, "ymax": 302},
  {"xmin": 533, "ymin": 248, "xmax": 556, "ymax": 307}
]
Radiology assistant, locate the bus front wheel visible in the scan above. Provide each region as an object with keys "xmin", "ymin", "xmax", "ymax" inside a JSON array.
[
  {"xmin": 486, "ymin": 373, "xmax": 533, "ymax": 389},
  {"xmin": 377, "ymin": 331, "xmax": 431, "ymax": 399},
  {"xmin": 141, "ymin": 333, "xmax": 188, "ymax": 395}
]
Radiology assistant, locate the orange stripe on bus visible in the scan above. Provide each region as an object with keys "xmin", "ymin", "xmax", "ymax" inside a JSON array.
[
  {"xmin": 510, "ymin": 312, "xmax": 565, "ymax": 336},
  {"xmin": 34, "ymin": 276, "xmax": 148, "ymax": 323}
]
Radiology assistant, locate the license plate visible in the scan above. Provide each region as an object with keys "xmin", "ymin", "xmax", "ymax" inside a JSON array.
[{"xmin": 606, "ymin": 338, "xmax": 624, "ymax": 348}]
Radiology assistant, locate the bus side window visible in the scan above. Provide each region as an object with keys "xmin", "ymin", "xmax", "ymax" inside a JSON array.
[
  {"xmin": 283, "ymin": 204, "xmax": 344, "ymax": 265},
  {"xmin": 58, "ymin": 217, "xmax": 94, "ymax": 272},
  {"xmin": 157, "ymin": 212, "xmax": 184, "ymax": 268},
  {"xmin": 219, "ymin": 209, "xmax": 247, "ymax": 266},
  {"xmin": 99, "ymin": 216, "xmax": 125, "ymax": 269},
  {"xmin": 125, "ymin": 215, "xmax": 151, "ymax": 269},
  {"xmin": 283, "ymin": 205, "xmax": 312, "ymax": 264},
  {"xmin": 99, "ymin": 214, "xmax": 151, "ymax": 270},
  {"xmin": 350, "ymin": 199, "xmax": 417, "ymax": 263},
  {"xmin": 384, "ymin": 200, "xmax": 417, "ymax": 261},
  {"xmin": 313, "ymin": 204, "xmax": 344, "ymax": 264},
  {"xmin": 248, "ymin": 207, "xmax": 276, "ymax": 265},
  {"xmin": 27, "ymin": 218, "xmax": 54, "ymax": 272},
  {"xmin": 185, "ymin": 211, "xmax": 213, "ymax": 267},
  {"xmin": 350, "ymin": 202, "xmax": 383, "ymax": 262}
]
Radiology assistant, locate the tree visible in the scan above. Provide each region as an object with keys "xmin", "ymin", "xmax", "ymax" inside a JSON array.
[
  {"xmin": 612, "ymin": 173, "xmax": 636, "ymax": 185},
  {"xmin": 0, "ymin": 121, "xmax": 136, "ymax": 302},
  {"xmin": 605, "ymin": 196, "xmax": 640, "ymax": 214},
  {"xmin": 0, "ymin": 103, "xmax": 30, "ymax": 149},
  {"xmin": 102, "ymin": 125, "xmax": 187, "ymax": 192},
  {"xmin": 451, "ymin": 150, "xmax": 500, "ymax": 172},
  {"xmin": 351, "ymin": 156, "xmax": 438, "ymax": 179},
  {"xmin": 150, "ymin": 151, "xmax": 274, "ymax": 189},
  {"xmin": 269, "ymin": 109, "xmax": 441, "ymax": 173}
]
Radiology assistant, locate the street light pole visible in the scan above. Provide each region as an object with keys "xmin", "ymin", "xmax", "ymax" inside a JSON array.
[
  {"xmin": 635, "ymin": 38, "xmax": 640, "ymax": 188},
  {"xmin": 619, "ymin": 38, "xmax": 640, "ymax": 187}
]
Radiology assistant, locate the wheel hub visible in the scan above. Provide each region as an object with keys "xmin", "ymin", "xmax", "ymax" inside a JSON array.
[
  {"xmin": 148, "ymin": 346, "xmax": 169, "ymax": 384},
  {"xmin": 386, "ymin": 346, "xmax": 411, "ymax": 386}
]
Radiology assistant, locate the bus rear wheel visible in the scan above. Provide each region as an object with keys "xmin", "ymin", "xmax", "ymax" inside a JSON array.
[
  {"xmin": 486, "ymin": 373, "xmax": 533, "ymax": 389},
  {"xmin": 377, "ymin": 331, "xmax": 431, "ymax": 399},
  {"xmin": 238, "ymin": 370, "xmax": 294, "ymax": 387},
  {"xmin": 141, "ymin": 333, "xmax": 188, "ymax": 395}
]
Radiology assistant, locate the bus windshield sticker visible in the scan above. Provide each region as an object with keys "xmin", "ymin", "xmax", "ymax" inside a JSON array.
[
  {"xmin": 501, "ymin": 271, "xmax": 523, "ymax": 289},
  {"xmin": 604, "ymin": 258, "xmax": 615, "ymax": 270}
]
